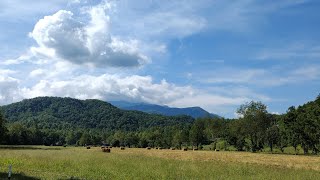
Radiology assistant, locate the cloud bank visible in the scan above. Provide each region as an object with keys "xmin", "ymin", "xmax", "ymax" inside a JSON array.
[{"xmin": 2, "ymin": 0, "xmax": 315, "ymax": 117}]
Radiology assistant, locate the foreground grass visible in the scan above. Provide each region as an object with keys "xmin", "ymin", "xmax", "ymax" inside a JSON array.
[{"xmin": 0, "ymin": 146, "xmax": 319, "ymax": 180}]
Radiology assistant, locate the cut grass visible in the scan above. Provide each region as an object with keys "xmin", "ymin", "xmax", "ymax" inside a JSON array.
[{"xmin": 0, "ymin": 146, "xmax": 319, "ymax": 179}]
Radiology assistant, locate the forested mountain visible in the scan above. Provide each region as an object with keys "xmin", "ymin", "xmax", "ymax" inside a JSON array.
[
  {"xmin": 0, "ymin": 97, "xmax": 194, "ymax": 131},
  {"xmin": 110, "ymin": 101, "xmax": 220, "ymax": 118},
  {"xmin": 0, "ymin": 95, "xmax": 319, "ymax": 155}
]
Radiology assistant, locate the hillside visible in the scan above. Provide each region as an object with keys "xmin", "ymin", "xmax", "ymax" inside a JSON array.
[
  {"xmin": 0, "ymin": 97, "xmax": 194, "ymax": 131},
  {"xmin": 110, "ymin": 101, "xmax": 220, "ymax": 119}
]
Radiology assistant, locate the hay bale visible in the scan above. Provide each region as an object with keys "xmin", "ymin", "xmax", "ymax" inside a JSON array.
[{"xmin": 102, "ymin": 148, "xmax": 111, "ymax": 153}]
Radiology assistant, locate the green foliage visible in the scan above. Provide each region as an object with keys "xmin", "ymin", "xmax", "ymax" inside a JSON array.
[
  {"xmin": 0, "ymin": 97, "xmax": 195, "ymax": 147},
  {"xmin": 189, "ymin": 120, "xmax": 205, "ymax": 148},
  {"xmin": 237, "ymin": 101, "xmax": 272, "ymax": 152},
  {"xmin": 79, "ymin": 132, "xmax": 91, "ymax": 146},
  {"xmin": 0, "ymin": 95, "xmax": 320, "ymax": 156},
  {"xmin": 266, "ymin": 124, "xmax": 279, "ymax": 152},
  {"xmin": 283, "ymin": 100, "xmax": 320, "ymax": 154},
  {"xmin": 0, "ymin": 111, "xmax": 7, "ymax": 144},
  {"xmin": 1, "ymin": 97, "xmax": 194, "ymax": 131}
]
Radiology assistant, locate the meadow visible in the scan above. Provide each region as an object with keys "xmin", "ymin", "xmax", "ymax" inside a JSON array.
[{"xmin": 0, "ymin": 146, "xmax": 320, "ymax": 180}]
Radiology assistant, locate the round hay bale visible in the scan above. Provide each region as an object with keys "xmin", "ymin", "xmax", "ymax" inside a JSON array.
[{"xmin": 102, "ymin": 148, "xmax": 111, "ymax": 153}]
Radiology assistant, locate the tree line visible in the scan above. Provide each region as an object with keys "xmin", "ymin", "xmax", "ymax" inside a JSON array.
[{"xmin": 0, "ymin": 95, "xmax": 319, "ymax": 154}]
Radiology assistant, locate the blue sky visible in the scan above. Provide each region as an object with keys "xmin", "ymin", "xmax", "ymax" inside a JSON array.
[{"xmin": 0, "ymin": 0, "xmax": 320, "ymax": 118}]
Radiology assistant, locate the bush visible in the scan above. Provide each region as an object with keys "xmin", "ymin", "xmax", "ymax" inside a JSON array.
[{"xmin": 216, "ymin": 140, "xmax": 228, "ymax": 151}]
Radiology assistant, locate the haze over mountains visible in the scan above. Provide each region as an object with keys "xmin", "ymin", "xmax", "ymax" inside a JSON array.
[{"xmin": 110, "ymin": 101, "xmax": 220, "ymax": 119}]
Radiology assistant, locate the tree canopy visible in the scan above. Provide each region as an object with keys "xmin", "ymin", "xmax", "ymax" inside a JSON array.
[{"xmin": 0, "ymin": 95, "xmax": 319, "ymax": 155}]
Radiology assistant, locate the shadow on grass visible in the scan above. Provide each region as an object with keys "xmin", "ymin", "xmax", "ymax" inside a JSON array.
[
  {"xmin": 0, "ymin": 146, "xmax": 62, "ymax": 150},
  {"xmin": 58, "ymin": 177, "xmax": 82, "ymax": 180},
  {"xmin": 0, "ymin": 172, "xmax": 40, "ymax": 180}
]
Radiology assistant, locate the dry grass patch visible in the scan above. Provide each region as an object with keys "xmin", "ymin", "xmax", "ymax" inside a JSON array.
[
  {"xmin": 117, "ymin": 148, "xmax": 320, "ymax": 171},
  {"xmin": 0, "ymin": 146, "xmax": 319, "ymax": 179}
]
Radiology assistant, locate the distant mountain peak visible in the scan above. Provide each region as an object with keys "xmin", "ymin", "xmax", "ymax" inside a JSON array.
[{"xmin": 109, "ymin": 100, "xmax": 220, "ymax": 119}]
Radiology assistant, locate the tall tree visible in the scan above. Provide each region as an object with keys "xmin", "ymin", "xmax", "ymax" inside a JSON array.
[
  {"xmin": 172, "ymin": 130, "xmax": 183, "ymax": 149},
  {"xmin": 266, "ymin": 124, "xmax": 279, "ymax": 153},
  {"xmin": 296, "ymin": 103, "xmax": 320, "ymax": 154},
  {"xmin": 65, "ymin": 131, "xmax": 77, "ymax": 145},
  {"xmin": 283, "ymin": 106, "xmax": 300, "ymax": 154},
  {"xmin": 277, "ymin": 117, "xmax": 289, "ymax": 153},
  {"xmin": 0, "ymin": 111, "xmax": 7, "ymax": 144},
  {"xmin": 203, "ymin": 118, "xmax": 226, "ymax": 143},
  {"xmin": 237, "ymin": 101, "xmax": 271, "ymax": 152},
  {"xmin": 226, "ymin": 119, "xmax": 246, "ymax": 151},
  {"xmin": 189, "ymin": 120, "xmax": 205, "ymax": 148},
  {"xmin": 79, "ymin": 132, "xmax": 92, "ymax": 146}
]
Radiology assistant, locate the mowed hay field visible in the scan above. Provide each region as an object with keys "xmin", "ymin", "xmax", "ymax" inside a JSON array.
[{"xmin": 0, "ymin": 146, "xmax": 320, "ymax": 180}]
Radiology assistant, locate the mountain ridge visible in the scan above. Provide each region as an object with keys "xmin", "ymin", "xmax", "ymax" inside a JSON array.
[
  {"xmin": 0, "ymin": 97, "xmax": 195, "ymax": 131},
  {"xmin": 110, "ymin": 100, "xmax": 220, "ymax": 119}
]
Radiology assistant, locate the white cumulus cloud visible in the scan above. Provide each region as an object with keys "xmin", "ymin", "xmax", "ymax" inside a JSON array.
[
  {"xmin": 0, "ymin": 75, "xmax": 22, "ymax": 105},
  {"xmin": 29, "ymin": 5, "xmax": 149, "ymax": 68}
]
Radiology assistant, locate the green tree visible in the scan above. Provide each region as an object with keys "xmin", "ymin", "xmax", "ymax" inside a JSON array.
[
  {"xmin": 226, "ymin": 119, "xmax": 246, "ymax": 151},
  {"xmin": 7, "ymin": 122, "xmax": 32, "ymax": 145},
  {"xmin": 203, "ymin": 118, "xmax": 227, "ymax": 148},
  {"xmin": 114, "ymin": 131, "xmax": 126, "ymax": 146},
  {"xmin": 189, "ymin": 120, "xmax": 205, "ymax": 148},
  {"xmin": 124, "ymin": 132, "xmax": 138, "ymax": 148},
  {"xmin": 295, "ymin": 103, "xmax": 320, "ymax": 154},
  {"xmin": 283, "ymin": 106, "xmax": 300, "ymax": 154},
  {"xmin": 79, "ymin": 132, "xmax": 91, "ymax": 146},
  {"xmin": 172, "ymin": 130, "xmax": 183, "ymax": 149},
  {"xmin": 277, "ymin": 117, "xmax": 289, "ymax": 153},
  {"xmin": 65, "ymin": 131, "xmax": 77, "ymax": 145},
  {"xmin": 266, "ymin": 124, "xmax": 279, "ymax": 153},
  {"xmin": 237, "ymin": 101, "xmax": 271, "ymax": 152},
  {"xmin": 0, "ymin": 111, "xmax": 7, "ymax": 144}
]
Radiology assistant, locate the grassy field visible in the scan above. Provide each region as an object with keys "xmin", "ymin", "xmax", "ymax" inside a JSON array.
[{"xmin": 0, "ymin": 146, "xmax": 320, "ymax": 180}]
